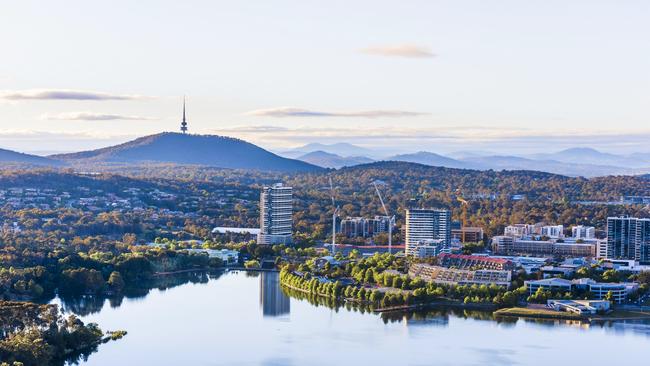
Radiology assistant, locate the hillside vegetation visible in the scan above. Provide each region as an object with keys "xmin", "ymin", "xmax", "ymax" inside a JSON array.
[
  {"xmin": 50, "ymin": 132, "xmax": 322, "ymax": 172},
  {"xmin": 2, "ymin": 162, "xmax": 649, "ymax": 240},
  {"xmin": 0, "ymin": 148, "xmax": 62, "ymax": 167}
]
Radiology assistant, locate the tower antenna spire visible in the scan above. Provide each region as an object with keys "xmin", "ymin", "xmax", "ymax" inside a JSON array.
[{"xmin": 180, "ymin": 95, "xmax": 188, "ymax": 134}]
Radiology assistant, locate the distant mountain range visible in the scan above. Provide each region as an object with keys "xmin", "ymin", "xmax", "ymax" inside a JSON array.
[
  {"xmin": 385, "ymin": 151, "xmax": 472, "ymax": 170},
  {"xmin": 0, "ymin": 148, "xmax": 62, "ymax": 166},
  {"xmin": 280, "ymin": 143, "xmax": 375, "ymax": 159},
  {"xmin": 297, "ymin": 150, "xmax": 374, "ymax": 169},
  {"xmin": 3, "ymin": 135, "xmax": 650, "ymax": 177},
  {"xmin": 380, "ymin": 152, "xmax": 615, "ymax": 177},
  {"xmin": 528, "ymin": 147, "xmax": 650, "ymax": 168},
  {"xmin": 461, "ymin": 155, "xmax": 642, "ymax": 177},
  {"xmin": 285, "ymin": 143, "xmax": 650, "ymax": 177},
  {"xmin": 50, "ymin": 133, "xmax": 321, "ymax": 172}
]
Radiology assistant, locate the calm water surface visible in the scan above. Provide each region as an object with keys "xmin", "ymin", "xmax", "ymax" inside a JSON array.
[{"xmin": 52, "ymin": 271, "xmax": 650, "ymax": 366}]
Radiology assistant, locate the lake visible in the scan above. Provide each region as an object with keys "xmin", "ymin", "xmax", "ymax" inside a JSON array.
[{"xmin": 52, "ymin": 270, "xmax": 650, "ymax": 366}]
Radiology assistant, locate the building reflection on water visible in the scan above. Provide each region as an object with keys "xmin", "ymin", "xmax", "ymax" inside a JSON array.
[{"xmin": 260, "ymin": 272, "xmax": 290, "ymax": 317}]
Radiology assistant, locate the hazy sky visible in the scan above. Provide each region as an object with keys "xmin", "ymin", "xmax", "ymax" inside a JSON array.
[{"xmin": 1, "ymin": 0, "xmax": 649, "ymax": 155}]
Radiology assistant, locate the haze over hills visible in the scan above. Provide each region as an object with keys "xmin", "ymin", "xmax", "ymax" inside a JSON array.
[
  {"xmin": 297, "ymin": 150, "xmax": 374, "ymax": 169},
  {"xmin": 385, "ymin": 151, "xmax": 472, "ymax": 170},
  {"xmin": 528, "ymin": 147, "xmax": 650, "ymax": 168},
  {"xmin": 628, "ymin": 152, "xmax": 650, "ymax": 162},
  {"xmin": 288, "ymin": 142, "xmax": 650, "ymax": 177},
  {"xmin": 459, "ymin": 155, "xmax": 646, "ymax": 177},
  {"xmin": 281, "ymin": 142, "xmax": 379, "ymax": 159},
  {"xmin": 3, "ymin": 132, "xmax": 650, "ymax": 177},
  {"xmin": 382, "ymin": 152, "xmax": 643, "ymax": 177},
  {"xmin": 50, "ymin": 132, "xmax": 322, "ymax": 172},
  {"xmin": 0, "ymin": 148, "xmax": 63, "ymax": 166},
  {"xmin": 446, "ymin": 150, "xmax": 496, "ymax": 160}
]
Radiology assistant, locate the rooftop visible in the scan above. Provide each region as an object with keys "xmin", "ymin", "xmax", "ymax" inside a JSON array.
[
  {"xmin": 525, "ymin": 278, "xmax": 573, "ymax": 287},
  {"xmin": 439, "ymin": 253, "xmax": 512, "ymax": 265},
  {"xmin": 526, "ymin": 277, "xmax": 637, "ymax": 289},
  {"xmin": 212, "ymin": 227, "xmax": 261, "ymax": 234}
]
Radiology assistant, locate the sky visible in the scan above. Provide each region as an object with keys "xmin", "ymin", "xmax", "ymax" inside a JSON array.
[{"xmin": 1, "ymin": 0, "xmax": 649, "ymax": 156}]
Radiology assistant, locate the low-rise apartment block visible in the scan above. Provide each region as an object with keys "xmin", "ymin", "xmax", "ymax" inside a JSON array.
[
  {"xmin": 451, "ymin": 227, "xmax": 484, "ymax": 243},
  {"xmin": 491, "ymin": 236, "xmax": 596, "ymax": 258},
  {"xmin": 409, "ymin": 263, "xmax": 511, "ymax": 287},
  {"xmin": 406, "ymin": 239, "xmax": 451, "ymax": 258},
  {"xmin": 340, "ymin": 216, "xmax": 391, "ymax": 238},
  {"xmin": 437, "ymin": 253, "xmax": 515, "ymax": 271}
]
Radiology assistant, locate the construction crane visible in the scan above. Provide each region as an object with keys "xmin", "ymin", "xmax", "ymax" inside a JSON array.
[
  {"xmin": 373, "ymin": 181, "xmax": 395, "ymax": 254},
  {"xmin": 329, "ymin": 177, "xmax": 339, "ymax": 255},
  {"xmin": 455, "ymin": 188, "xmax": 469, "ymax": 241}
]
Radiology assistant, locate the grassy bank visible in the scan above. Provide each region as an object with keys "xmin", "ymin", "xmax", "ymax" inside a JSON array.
[
  {"xmin": 494, "ymin": 307, "xmax": 585, "ymax": 320},
  {"xmin": 495, "ymin": 307, "xmax": 650, "ymax": 322}
]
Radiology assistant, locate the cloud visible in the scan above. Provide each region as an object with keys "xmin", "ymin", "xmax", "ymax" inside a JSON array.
[
  {"xmin": 360, "ymin": 45, "xmax": 435, "ymax": 58},
  {"xmin": 0, "ymin": 129, "xmax": 138, "ymax": 153},
  {"xmin": 216, "ymin": 125, "xmax": 490, "ymax": 142},
  {"xmin": 219, "ymin": 125, "xmax": 289, "ymax": 133},
  {"xmin": 41, "ymin": 112, "xmax": 158, "ymax": 121},
  {"xmin": 0, "ymin": 89, "xmax": 149, "ymax": 101},
  {"xmin": 0, "ymin": 129, "xmax": 136, "ymax": 141},
  {"xmin": 3, "ymin": 126, "xmax": 650, "ymax": 157},
  {"xmin": 245, "ymin": 107, "xmax": 428, "ymax": 118}
]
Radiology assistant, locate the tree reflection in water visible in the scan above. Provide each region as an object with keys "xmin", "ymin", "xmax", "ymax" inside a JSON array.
[
  {"xmin": 278, "ymin": 282, "xmax": 650, "ymax": 336},
  {"xmin": 53, "ymin": 268, "xmax": 650, "ymax": 358},
  {"xmin": 279, "ymin": 285, "xmax": 504, "ymax": 326},
  {"xmin": 56, "ymin": 271, "xmax": 220, "ymax": 316}
]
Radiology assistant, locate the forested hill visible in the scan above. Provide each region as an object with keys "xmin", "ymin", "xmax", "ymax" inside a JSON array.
[
  {"xmin": 0, "ymin": 169, "xmax": 248, "ymax": 197},
  {"xmin": 285, "ymin": 160, "xmax": 650, "ymax": 203},
  {"xmin": 50, "ymin": 132, "xmax": 323, "ymax": 173},
  {"xmin": 329, "ymin": 160, "xmax": 573, "ymax": 196},
  {"xmin": 75, "ymin": 160, "xmax": 650, "ymax": 203},
  {"xmin": 0, "ymin": 170, "xmax": 159, "ymax": 191},
  {"xmin": 2, "ymin": 163, "xmax": 649, "ymax": 239},
  {"xmin": 0, "ymin": 148, "xmax": 62, "ymax": 166},
  {"xmin": 93, "ymin": 160, "xmax": 649, "ymax": 237},
  {"xmin": 281, "ymin": 161, "xmax": 650, "ymax": 237}
]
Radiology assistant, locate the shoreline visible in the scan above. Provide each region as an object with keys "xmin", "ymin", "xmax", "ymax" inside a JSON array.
[
  {"xmin": 283, "ymin": 278, "xmax": 650, "ymax": 323},
  {"xmin": 373, "ymin": 299, "xmax": 497, "ymax": 313},
  {"xmin": 152, "ymin": 268, "xmax": 212, "ymax": 276},
  {"xmin": 280, "ymin": 271, "xmax": 650, "ymax": 325},
  {"xmin": 280, "ymin": 282, "xmax": 336, "ymax": 299},
  {"xmin": 152, "ymin": 266, "xmax": 278, "ymax": 277},
  {"xmin": 494, "ymin": 307, "xmax": 650, "ymax": 322},
  {"xmin": 494, "ymin": 307, "xmax": 585, "ymax": 321},
  {"xmin": 226, "ymin": 267, "xmax": 279, "ymax": 273},
  {"xmin": 280, "ymin": 279, "xmax": 497, "ymax": 313}
]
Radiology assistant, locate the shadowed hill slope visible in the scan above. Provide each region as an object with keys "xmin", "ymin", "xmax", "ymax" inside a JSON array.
[
  {"xmin": 50, "ymin": 132, "xmax": 323, "ymax": 172},
  {"xmin": 0, "ymin": 148, "xmax": 63, "ymax": 166}
]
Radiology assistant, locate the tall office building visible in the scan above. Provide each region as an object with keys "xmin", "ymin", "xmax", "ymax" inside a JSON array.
[
  {"xmin": 257, "ymin": 183, "xmax": 293, "ymax": 245},
  {"xmin": 405, "ymin": 208, "xmax": 451, "ymax": 255},
  {"xmin": 606, "ymin": 216, "xmax": 650, "ymax": 262}
]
